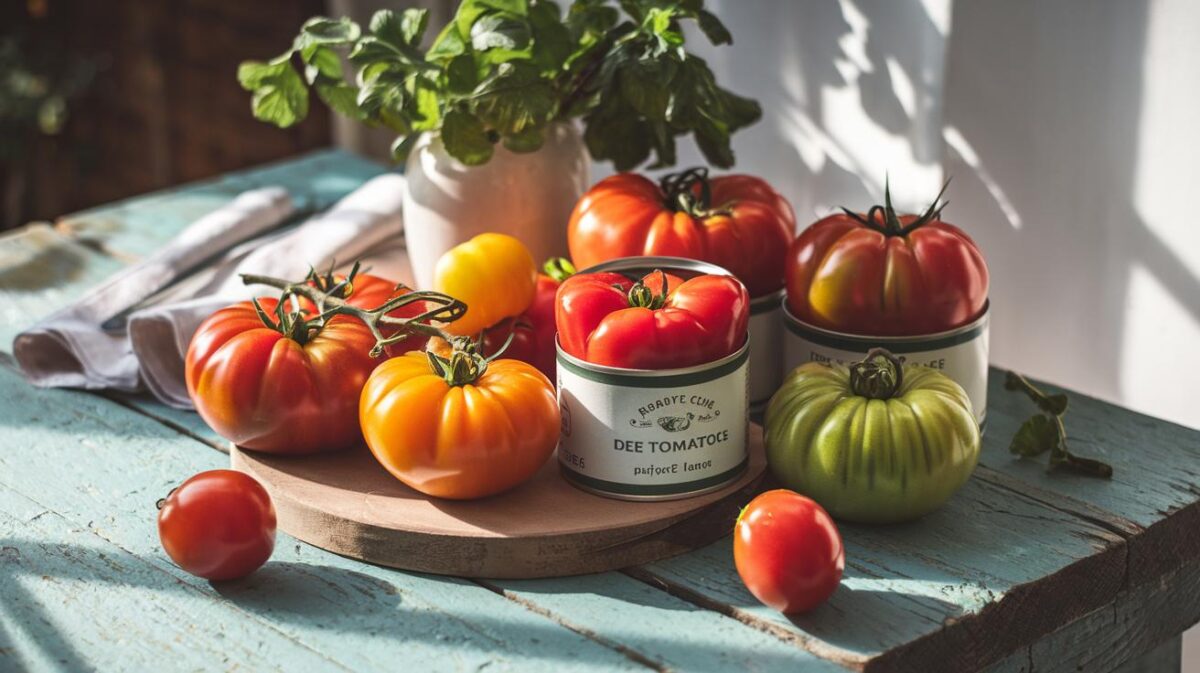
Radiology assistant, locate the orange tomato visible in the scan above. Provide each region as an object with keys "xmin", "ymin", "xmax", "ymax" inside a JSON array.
[{"xmin": 359, "ymin": 350, "xmax": 560, "ymax": 500}]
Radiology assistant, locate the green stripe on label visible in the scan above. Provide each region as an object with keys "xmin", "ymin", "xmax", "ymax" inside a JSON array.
[
  {"xmin": 560, "ymin": 457, "xmax": 749, "ymax": 496},
  {"xmin": 785, "ymin": 319, "xmax": 986, "ymax": 353},
  {"xmin": 557, "ymin": 347, "xmax": 749, "ymax": 388}
]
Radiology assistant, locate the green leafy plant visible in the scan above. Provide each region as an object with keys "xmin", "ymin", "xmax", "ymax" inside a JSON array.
[
  {"xmin": 237, "ymin": 0, "xmax": 760, "ymax": 169},
  {"xmin": 1004, "ymin": 371, "xmax": 1113, "ymax": 479}
]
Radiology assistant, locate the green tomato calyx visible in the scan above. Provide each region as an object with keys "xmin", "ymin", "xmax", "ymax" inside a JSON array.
[
  {"xmin": 427, "ymin": 342, "xmax": 487, "ymax": 387},
  {"xmin": 849, "ymin": 348, "xmax": 905, "ymax": 400},
  {"xmin": 627, "ymin": 270, "xmax": 671, "ymax": 310},
  {"xmin": 544, "ymin": 258, "xmax": 577, "ymax": 283},
  {"xmin": 660, "ymin": 167, "xmax": 734, "ymax": 220},
  {"xmin": 841, "ymin": 177, "xmax": 950, "ymax": 237}
]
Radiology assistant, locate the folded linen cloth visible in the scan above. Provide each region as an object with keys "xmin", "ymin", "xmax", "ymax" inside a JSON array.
[
  {"xmin": 130, "ymin": 175, "xmax": 410, "ymax": 408},
  {"xmin": 14, "ymin": 173, "xmax": 411, "ymax": 409},
  {"xmin": 13, "ymin": 187, "xmax": 294, "ymax": 391}
]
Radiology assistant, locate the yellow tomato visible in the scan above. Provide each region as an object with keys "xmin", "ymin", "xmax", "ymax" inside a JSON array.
[
  {"xmin": 359, "ymin": 350, "xmax": 560, "ymax": 500},
  {"xmin": 434, "ymin": 233, "xmax": 537, "ymax": 336}
]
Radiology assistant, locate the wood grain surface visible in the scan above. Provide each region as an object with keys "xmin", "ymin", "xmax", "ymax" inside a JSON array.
[
  {"xmin": 1, "ymin": 150, "xmax": 1198, "ymax": 672},
  {"xmin": 230, "ymin": 428, "xmax": 766, "ymax": 579}
]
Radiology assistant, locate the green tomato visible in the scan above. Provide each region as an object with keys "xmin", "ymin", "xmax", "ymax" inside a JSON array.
[{"xmin": 764, "ymin": 349, "xmax": 980, "ymax": 523}]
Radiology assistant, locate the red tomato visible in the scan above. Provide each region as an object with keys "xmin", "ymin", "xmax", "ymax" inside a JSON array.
[
  {"xmin": 786, "ymin": 186, "xmax": 988, "ymax": 336},
  {"xmin": 556, "ymin": 270, "xmax": 747, "ymax": 369},
  {"xmin": 186, "ymin": 298, "xmax": 379, "ymax": 454},
  {"xmin": 480, "ymin": 270, "xmax": 561, "ymax": 381},
  {"xmin": 186, "ymin": 272, "xmax": 429, "ymax": 453},
  {"xmin": 157, "ymin": 470, "xmax": 276, "ymax": 581},
  {"xmin": 734, "ymin": 489, "xmax": 844, "ymax": 614},
  {"xmin": 568, "ymin": 168, "xmax": 796, "ymax": 297}
]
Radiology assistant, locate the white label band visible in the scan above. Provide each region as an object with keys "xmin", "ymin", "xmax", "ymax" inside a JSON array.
[{"xmin": 556, "ymin": 351, "xmax": 750, "ymax": 497}]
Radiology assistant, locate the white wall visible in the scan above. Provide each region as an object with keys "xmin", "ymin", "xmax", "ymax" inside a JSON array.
[
  {"xmin": 690, "ymin": 1, "xmax": 1200, "ymax": 667},
  {"xmin": 337, "ymin": 0, "xmax": 1200, "ymax": 665}
]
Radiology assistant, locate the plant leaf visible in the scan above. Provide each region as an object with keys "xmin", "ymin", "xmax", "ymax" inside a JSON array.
[
  {"xmin": 300, "ymin": 16, "xmax": 361, "ymax": 46},
  {"xmin": 502, "ymin": 125, "xmax": 545, "ymax": 153},
  {"xmin": 239, "ymin": 60, "xmax": 309, "ymax": 127},
  {"xmin": 316, "ymin": 82, "xmax": 362, "ymax": 119},
  {"xmin": 390, "ymin": 134, "xmax": 419, "ymax": 163},
  {"xmin": 471, "ymin": 63, "xmax": 557, "ymax": 135},
  {"xmin": 441, "ymin": 109, "xmax": 494, "ymax": 165},
  {"xmin": 1041, "ymin": 393, "xmax": 1069, "ymax": 416},
  {"xmin": 237, "ymin": 60, "xmax": 288, "ymax": 90},
  {"xmin": 696, "ymin": 9, "xmax": 732, "ymax": 45},
  {"xmin": 401, "ymin": 8, "xmax": 431, "ymax": 45},
  {"xmin": 1010, "ymin": 414, "xmax": 1059, "ymax": 458},
  {"xmin": 301, "ymin": 45, "xmax": 343, "ymax": 84},
  {"xmin": 470, "ymin": 13, "xmax": 532, "ymax": 52},
  {"xmin": 445, "ymin": 54, "xmax": 478, "ymax": 94},
  {"xmin": 427, "ymin": 22, "xmax": 468, "ymax": 61}
]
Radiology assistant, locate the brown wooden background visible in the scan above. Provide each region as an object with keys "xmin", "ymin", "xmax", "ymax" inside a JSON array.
[{"xmin": 2, "ymin": 0, "xmax": 333, "ymax": 230}]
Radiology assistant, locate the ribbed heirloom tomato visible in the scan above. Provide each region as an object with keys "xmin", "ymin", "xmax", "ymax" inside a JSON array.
[
  {"xmin": 556, "ymin": 270, "xmax": 749, "ymax": 369},
  {"xmin": 786, "ymin": 185, "xmax": 988, "ymax": 336},
  {"xmin": 568, "ymin": 168, "xmax": 795, "ymax": 297},
  {"xmin": 360, "ymin": 347, "xmax": 560, "ymax": 500},
  {"xmin": 765, "ymin": 349, "xmax": 980, "ymax": 523},
  {"xmin": 185, "ymin": 272, "xmax": 426, "ymax": 454}
]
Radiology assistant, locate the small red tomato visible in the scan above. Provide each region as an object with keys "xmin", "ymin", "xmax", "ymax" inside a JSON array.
[
  {"xmin": 734, "ymin": 489, "xmax": 844, "ymax": 613},
  {"xmin": 157, "ymin": 470, "xmax": 276, "ymax": 581}
]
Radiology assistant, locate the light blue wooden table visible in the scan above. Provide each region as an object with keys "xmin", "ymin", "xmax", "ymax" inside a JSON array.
[{"xmin": 2, "ymin": 150, "xmax": 1198, "ymax": 672}]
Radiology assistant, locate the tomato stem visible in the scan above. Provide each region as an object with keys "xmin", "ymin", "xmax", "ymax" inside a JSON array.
[
  {"xmin": 543, "ymin": 257, "xmax": 577, "ymax": 283},
  {"xmin": 849, "ymin": 348, "xmax": 904, "ymax": 399},
  {"xmin": 659, "ymin": 167, "xmax": 733, "ymax": 219},
  {"xmin": 839, "ymin": 178, "xmax": 952, "ymax": 237},
  {"xmin": 240, "ymin": 272, "xmax": 467, "ymax": 358},
  {"xmin": 626, "ymin": 269, "xmax": 670, "ymax": 310}
]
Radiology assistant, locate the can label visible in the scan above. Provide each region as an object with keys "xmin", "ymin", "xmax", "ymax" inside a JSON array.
[
  {"xmin": 748, "ymin": 292, "xmax": 784, "ymax": 407},
  {"xmin": 556, "ymin": 346, "xmax": 750, "ymax": 498},
  {"xmin": 783, "ymin": 310, "xmax": 990, "ymax": 425}
]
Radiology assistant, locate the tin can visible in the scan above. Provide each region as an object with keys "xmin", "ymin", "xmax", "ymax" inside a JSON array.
[
  {"xmin": 748, "ymin": 289, "xmax": 785, "ymax": 411},
  {"xmin": 782, "ymin": 303, "xmax": 991, "ymax": 426},
  {"xmin": 557, "ymin": 256, "xmax": 751, "ymax": 501}
]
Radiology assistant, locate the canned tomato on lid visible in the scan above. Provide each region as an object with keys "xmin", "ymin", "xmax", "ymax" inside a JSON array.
[{"xmin": 557, "ymin": 256, "xmax": 751, "ymax": 501}]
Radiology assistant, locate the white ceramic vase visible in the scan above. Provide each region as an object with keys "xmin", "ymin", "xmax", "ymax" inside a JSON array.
[{"xmin": 403, "ymin": 122, "xmax": 591, "ymax": 289}]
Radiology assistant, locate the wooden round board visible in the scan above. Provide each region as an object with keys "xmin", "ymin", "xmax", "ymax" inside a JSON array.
[{"xmin": 231, "ymin": 425, "xmax": 767, "ymax": 579}]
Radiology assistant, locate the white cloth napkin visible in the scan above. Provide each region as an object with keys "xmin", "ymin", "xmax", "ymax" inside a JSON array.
[
  {"xmin": 13, "ymin": 187, "xmax": 294, "ymax": 391},
  {"xmin": 14, "ymin": 173, "xmax": 412, "ymax": 409}
]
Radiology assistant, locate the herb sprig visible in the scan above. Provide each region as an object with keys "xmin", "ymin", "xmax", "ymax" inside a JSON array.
[
  {"xmin": 237, "ymin": 0, "xmax": 760, "ymax": 170},
  {"xmin": 1004, "ymin": 371, "xmax": 1113, "ymax": 479}
]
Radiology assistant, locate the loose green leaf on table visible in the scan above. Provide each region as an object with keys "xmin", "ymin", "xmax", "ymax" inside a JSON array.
[{"xmin": 1004, "ymin": 371, "xmax": 1114, "ymax": 479}]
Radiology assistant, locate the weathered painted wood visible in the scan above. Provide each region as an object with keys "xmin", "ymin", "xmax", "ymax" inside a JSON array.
[
  {"xmin": 981, "ymin": 369, "xmax": 1200, "ymax": 593},
  {"xmin": 0, "ymin": 224, "xmax": 125, "ymax": 348},
  {"xmin": 0, "ymin": 363, "xmax": 644, "ymax": 672},
  {"xmin": 984, "ymin": 558, "xmax": 1200, "ymax": 673},
  {"xmin": 633, "ymin": 470, "xmax": 1127, "ymax": 672},
  {"xmin": 485, "ymin": 573, "xmax": 846, "ymax": 672},
  {"xmin": 57, "ymin": 149, "xmax": 386, "ymax": 259},
  {"xmin": 0, "ymin": 485, "xmax": 347, "ymax": 673},
  {"xmin": 1113, "ymin": 637, "xmax": 1181, "ymax": 673},
  {"xmin": 4, "ymin": 150, "xmax": 1200, "ymax": 672},
  {"xmin": 106, "ymin": 392, "xmax": 226, "ymax": 450}
]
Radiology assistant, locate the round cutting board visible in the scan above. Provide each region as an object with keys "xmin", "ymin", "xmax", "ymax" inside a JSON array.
[{"xmin": 231, "ymin": 425, "xmax": 767, "ymax": 578}]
